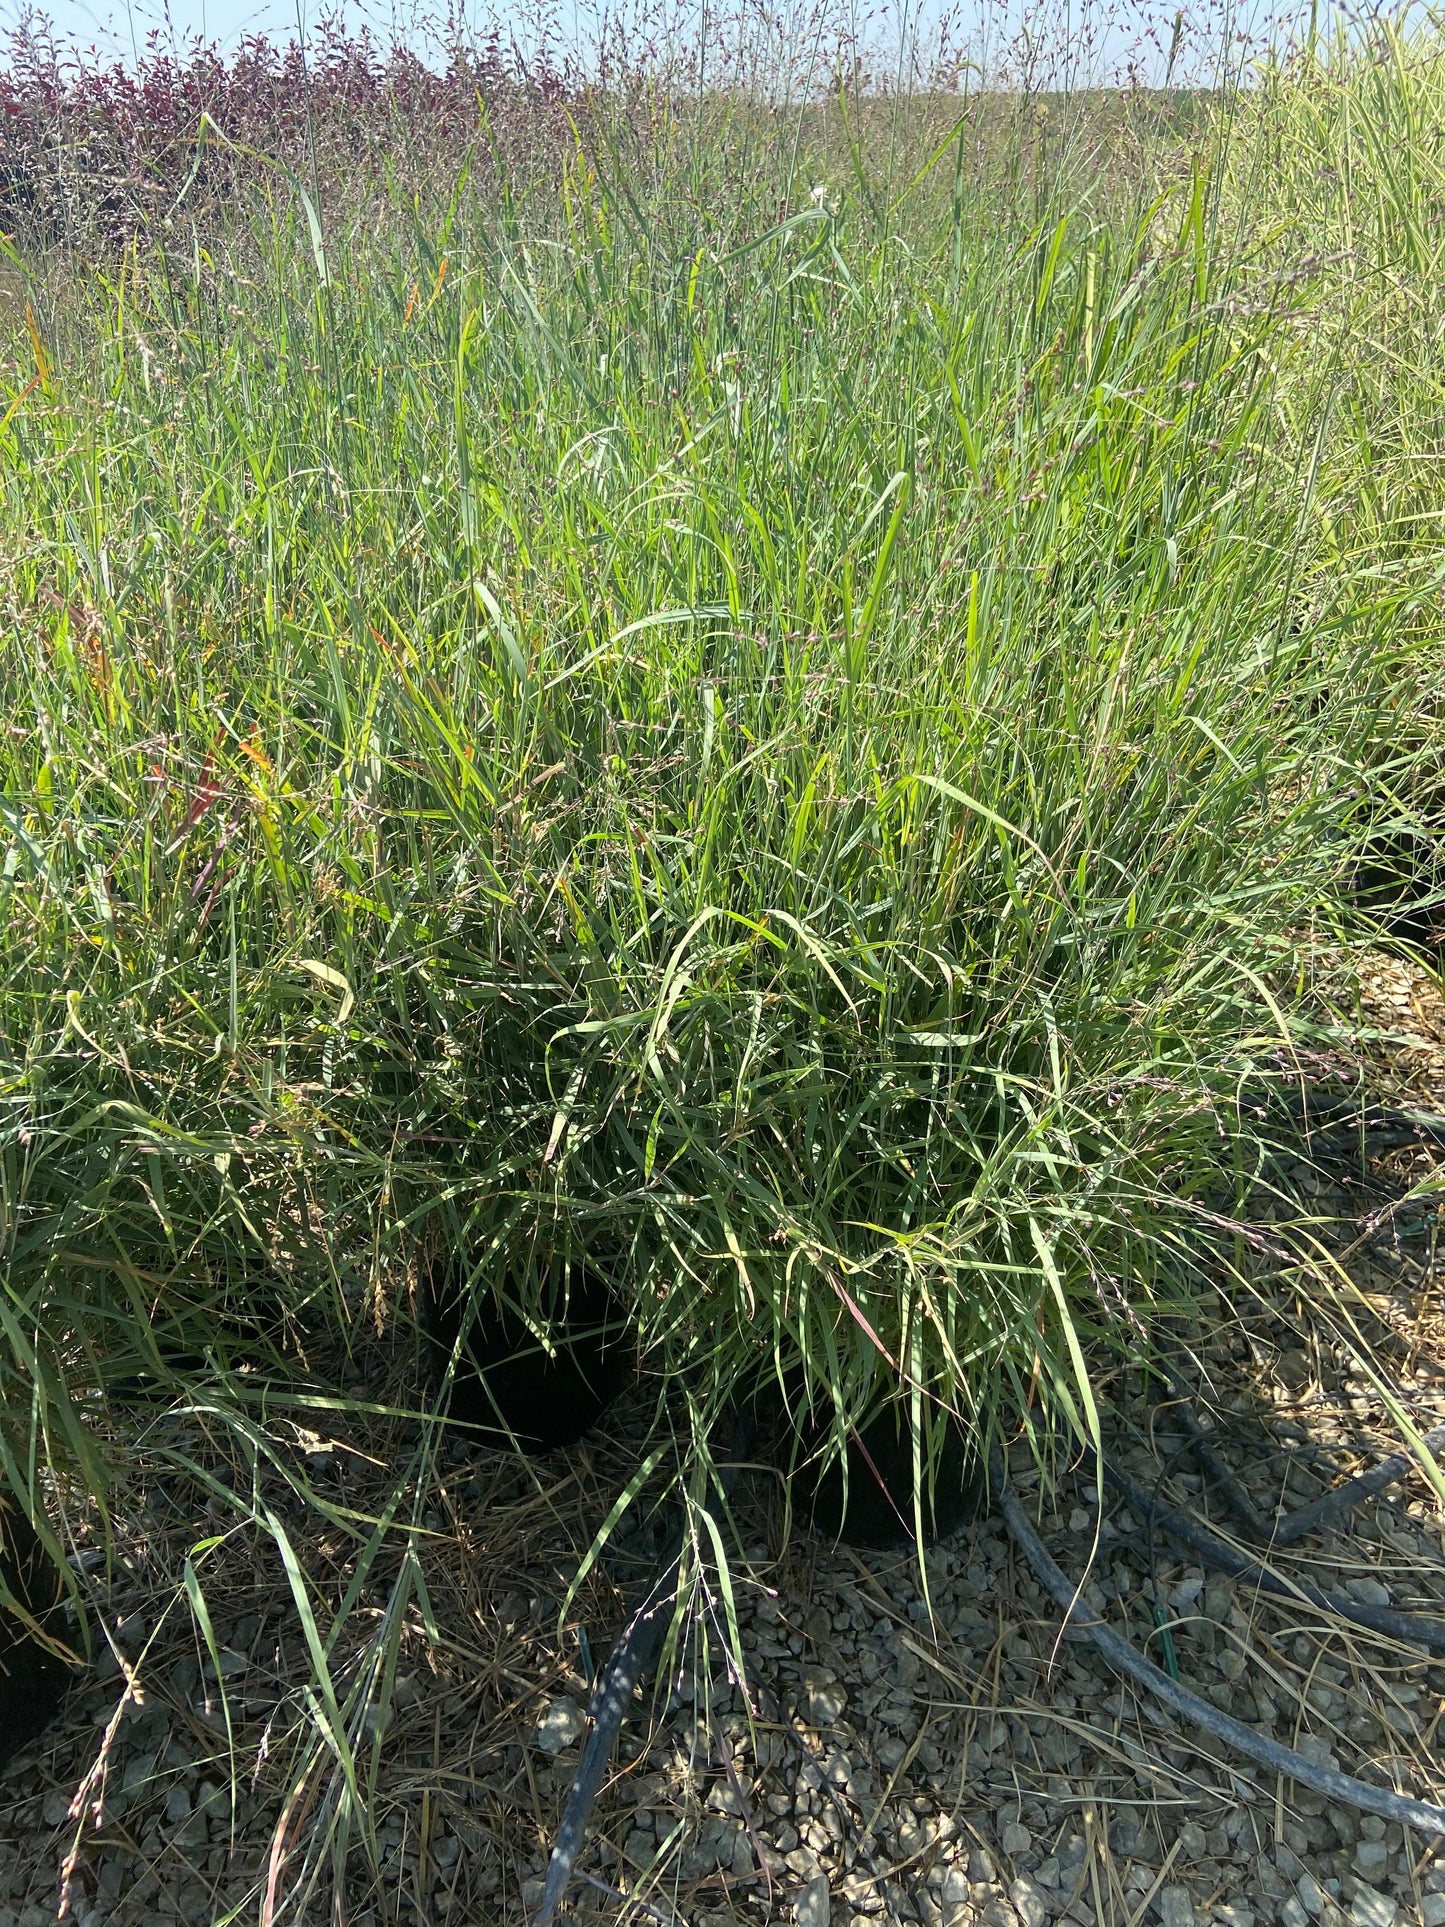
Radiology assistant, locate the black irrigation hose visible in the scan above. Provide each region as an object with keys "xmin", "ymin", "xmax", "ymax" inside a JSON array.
[
  {"xmin": 994, "ymin": 1458, "xmax": 1445, "ymax": 1840},
  {"xmin": 1341, "ymin": 1127, "xmax": 1445, "ymax": 1151},
  {"xmin": 1156, "ymin": 1370, "xmax": 1273, "ymax": 1542},
  {"xmin": 535, "ymin": 1416, "xmax": 752, "ymax": 1927},
  {"xmin": 1304, "ymin": 1106, "xmax": 1445, "ymax": 1151},
  {"xmin": 1273, "ymin": 1420, "xmax": 1445, "ymax": 1548},
  {"xmin": 1095, "ymin": 1453, "xmax": 1445, "ymax": 1654},
  {"xmin": 1153, "ymin": 1366, "xmax": 1445, "ymax": 1553},
  {"xmin": 535, "ymin": 1529, "xmax": 686, "ymax": 1927},
  {"xmin": 1283, "ymin": 1094, "xmax": 1445, "ymax": 1137}
]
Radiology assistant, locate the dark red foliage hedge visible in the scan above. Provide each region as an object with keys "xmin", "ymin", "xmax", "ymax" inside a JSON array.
[{"xmin": 0, "ymin": 14, "xmax": 576, "ymax": 243}]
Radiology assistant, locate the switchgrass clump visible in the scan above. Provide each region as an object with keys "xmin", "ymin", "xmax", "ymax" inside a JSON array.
[
  {"xmin": 0, "ymin": 20, "xmax": 1432, "ymax": 1587},
  {"xmin": 1221, "ymin": 17, "xmax": 1445, "ymax": 939}
]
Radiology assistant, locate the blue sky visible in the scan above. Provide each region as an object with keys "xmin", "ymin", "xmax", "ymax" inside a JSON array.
[
  {"xmin": 3, "ymin": 0, "xmax": 430, "ymax": 56},
  {"xmin": 0, "ymin": 0, "xmax": 1308, "ymax": 87}
]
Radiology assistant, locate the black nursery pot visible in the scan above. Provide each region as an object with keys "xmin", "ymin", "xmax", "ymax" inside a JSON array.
[
  {"xmin": 0, "ymin": 1491, "xmax": 73, "ymax": 1773},
  {"xmin": 1352, "ymin": 827, "xmax": 1445, "ymax": 953},
  {"xmin": 790, "ymin": 1398, "xmax": 986, "ymax": 1551},
  {"xmin": 103, "ymin": 1264, "xmax": 298, "ymax": 1409},
  {"xmin": 421, "ymin": 1259, "xmax": 630, "ymax": 1454}
]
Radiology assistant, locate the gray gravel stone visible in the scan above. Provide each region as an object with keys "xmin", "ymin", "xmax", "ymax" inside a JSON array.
[
  {"xmin": 623, "ymin": 1824, "xmax": 653, "ymax": 1865},
  {"xmin": 119, "ymin": 1752, "xmax": 157, "ymax": 1794},
  {"xmin": 1297, "ymin": 1872, "xmax": 1330, "ymax": 1918},
  {"xmin": 1326, "ymin": 1806, "xmax": 1358, "ymax": 1845},
  {"xmin": 535, "ymin": 1699, "xmax": 586, "ymax": 1755},
  {"xmin": 1345, "ymin": 1577, "xmax": 1391, "ymax": 1607},
  {"xmin": 802, "ymin": 1668, "xmax": 847, "ymax": 1725},
  {"xmin": 796, "ymin": 1873, "xmax": 830, "ymax": 1927},
  {"xmin": 1177, "ymin": 1821, "xmax": 1208, "ymax": 1859},
  {"xmin": 1352, "ymin": 1840, "xmax": 1389, "ymax": 1882},
  {"xmin": 1349, "ymin": 1891, "xmax": 1396, "ymax": 1927},
  {"xmin": 1156, "ymin": 1886, "xmax": 1195, "ymax": 1927},
  {"xmin": 941, "ymin": 1865, "xmax": 971, "ymax": 1909},
  {"xmin": 730, "ymin": 1826, "xmax": 754, "ymax": 1879},
  {"xmin": 1419, "ymin": 1898, "xmax": 1445, "ymax": 1927},
  {"xmin": 1008, "ymin": 1875, "xmax": 1048, "ymax": 1927}
]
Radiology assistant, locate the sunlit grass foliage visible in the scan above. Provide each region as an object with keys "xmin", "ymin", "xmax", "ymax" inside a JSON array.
[{"xmin": 0, "ymin": 17, "xmax": 1437, "ymax": 1607}]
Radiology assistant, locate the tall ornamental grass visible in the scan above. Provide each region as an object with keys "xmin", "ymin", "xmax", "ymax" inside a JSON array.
[
  {"xmin": 0, "ymin": 48, "xmax": 1424, "ymax": 1561},
  {"xmin": 1213, "ymin": 19, "xmax": 1445, "ymax": 943}
]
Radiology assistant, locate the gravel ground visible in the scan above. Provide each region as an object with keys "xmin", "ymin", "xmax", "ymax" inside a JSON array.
[{"xmin": 5, "ymin": 951, "xmax": 1445, "ymax": 1927}]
